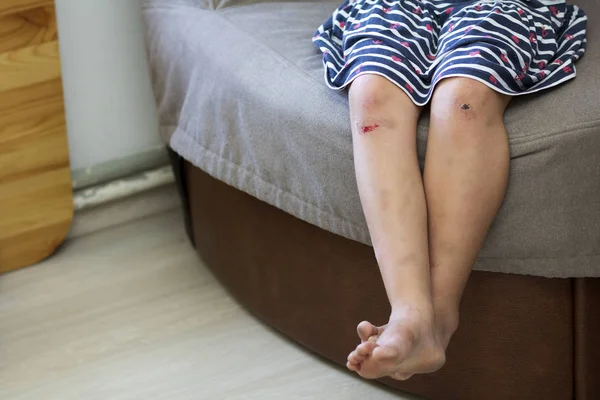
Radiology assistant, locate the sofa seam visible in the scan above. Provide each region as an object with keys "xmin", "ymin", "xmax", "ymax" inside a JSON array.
[{"xmin": 508, "ymin": 119, "xmax": 600, "ymax": 145}]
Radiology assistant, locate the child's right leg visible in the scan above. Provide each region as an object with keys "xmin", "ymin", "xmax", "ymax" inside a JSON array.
[{"xmin": 344, "ymin": 75, "xmax": 445, "ymax": 379}]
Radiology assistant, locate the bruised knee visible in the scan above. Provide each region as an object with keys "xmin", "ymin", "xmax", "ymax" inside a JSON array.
[{"xmin": 351, "ymin": 76, "xmax": 397, "ymax": 116}]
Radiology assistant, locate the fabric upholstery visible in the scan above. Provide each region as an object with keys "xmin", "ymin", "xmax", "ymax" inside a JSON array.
[{"xmin": 142, "ymin": 0, "xmax": 600, "ymax": 277}]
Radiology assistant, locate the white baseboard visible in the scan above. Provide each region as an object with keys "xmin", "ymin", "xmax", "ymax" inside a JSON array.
[
  {"xmin": 71, "ymin": 146, "xmax": 169, "ymax": 190},
  {"xmin": 73, "ymin": 166, "xmax": 175, "ymax": 211},
  {"xmin": 68, "ymin": 148, "xmax": 181, "ymax": 238},
  {"xmin": 68, "ymin": 183, "xmax": 182, "ymax": 239}
]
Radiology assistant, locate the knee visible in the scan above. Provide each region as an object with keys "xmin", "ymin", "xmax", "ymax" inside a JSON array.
[
  {"xmin": 349, "ymin": 75, "xmax": 418, "ymax": 119},
  {"xmin": 350, "ymin": 76, "xmax": 419, "ymax": 128},
  {"xmin": 430, "ymin": 78, "xmax": 508, "ymax": 128},
  {"xmin": 351, "ymin": 76, "xmax": 397, "ymax": 115}
]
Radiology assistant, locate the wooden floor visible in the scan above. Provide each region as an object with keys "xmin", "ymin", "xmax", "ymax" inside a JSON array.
[{"xmin": 0, "ymin": 207, "xmax": 419, "ymax": 400}]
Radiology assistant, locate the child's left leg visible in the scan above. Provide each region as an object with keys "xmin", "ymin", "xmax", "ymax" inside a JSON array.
[{"xmin": 425, "ymin": 78, "xmax": 511, "ymax": 352}]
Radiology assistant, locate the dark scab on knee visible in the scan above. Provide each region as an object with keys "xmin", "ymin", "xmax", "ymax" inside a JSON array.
[
  {"xmin": 458, "ymin": 103, "xmax": 480, "ymax": 121},
  {"xmin": 459, "ymin": 103, "xmax": 477, "ymax": 120}
]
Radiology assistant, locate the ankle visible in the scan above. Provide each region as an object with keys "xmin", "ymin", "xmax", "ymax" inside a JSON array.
[
  {"xmin": 433, "ymin": 303, "xmax": 460, "ymax": 337},
  {"xmin": 390, "ymin": 301, "xmax": 435, "ymax": 322},
  {"xmin": 440, "ymin": 312, "xmax": 459, "ymax": 336}
]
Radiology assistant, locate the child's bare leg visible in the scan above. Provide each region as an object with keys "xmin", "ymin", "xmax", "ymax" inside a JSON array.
[
  {"xmin": 345, "ymin": 75, "xmax": 445, "ymax": 379},
  {"xmin": 425, "ymin": 77, "xmax": 511, "ymax": 347}
]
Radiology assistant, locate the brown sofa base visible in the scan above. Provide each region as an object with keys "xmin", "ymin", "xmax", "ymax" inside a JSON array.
[{"xmin": 182, "ymin": 160, "xmax": 600, "ymax": 400}]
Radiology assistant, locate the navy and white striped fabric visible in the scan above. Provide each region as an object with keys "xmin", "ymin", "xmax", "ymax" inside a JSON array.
[{"xmin": 313, "ymin": 0, "xmax": 587, "ymax": 105}]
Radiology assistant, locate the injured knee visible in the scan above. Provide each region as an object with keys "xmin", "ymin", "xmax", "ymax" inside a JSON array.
[
  {"xmin": 359, "ymin": 123, "xmax": 381, "ymax": 134},
  {"xmin": 457, "ymin": 103, "xmax": 477, "ymax": 121},
  {"xmin": 354, "ymin": 116, "xmax": 386, "ymax": 136}
]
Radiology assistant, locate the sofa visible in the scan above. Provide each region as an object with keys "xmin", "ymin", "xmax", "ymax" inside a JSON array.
[{"xmin": 142, "ymin": 1, "xmax": 600, "ymax": 399}]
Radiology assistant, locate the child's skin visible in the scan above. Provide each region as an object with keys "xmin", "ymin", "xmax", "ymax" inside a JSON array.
[{"xmin": 345, "ymin": 75, "xmax": 511, "ymax": 380}]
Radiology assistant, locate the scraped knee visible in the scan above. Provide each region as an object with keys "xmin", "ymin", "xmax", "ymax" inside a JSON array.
[
  {"xmin": 349, "ymin": 75, "xmax": 418, "ymax": 135},
  {"xmin": 357, "ymin": 122, "xmax": 382, "ymax": 135},
  {"xmin": 351, "ymin": 79, "xmax": 392, "ymax": 135}
]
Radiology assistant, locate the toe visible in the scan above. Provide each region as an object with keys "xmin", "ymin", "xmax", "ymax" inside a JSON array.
[
  {"xmin": 356, "ymin": 341, "xmax": 377, "ymax": 357},
  {"xmin": 372, "ymin": 345, "xmax": 401, "ymax": 361},
  {"xmin": 348, "ymin": 350, "xmax": 363, "ymax": 364},
  {"xmin": 357, "ymin": 321, "xmax": 380, "ymax": 342},
  {"xmin": 347, "ymin": 361, "xmax": 360, "ymax": 372},
  {"xmin": 356, "ymin": 361, "xmax": 385, "ymax": 380}
]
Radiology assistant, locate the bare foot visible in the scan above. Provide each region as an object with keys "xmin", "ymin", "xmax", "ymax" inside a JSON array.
[{"xmin": 355, "ymin": 306, "xmax": 446, "ymax": 379}]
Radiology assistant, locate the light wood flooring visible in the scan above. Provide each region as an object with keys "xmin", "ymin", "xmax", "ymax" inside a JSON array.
[{"xmin": 0, "ymin": 206, "xmax": 419, "ymax": 400}]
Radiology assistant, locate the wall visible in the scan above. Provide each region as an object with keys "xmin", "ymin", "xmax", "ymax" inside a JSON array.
[{"xmin": 55, "ymin": 0, "xmax": 162, "ymax": 173}]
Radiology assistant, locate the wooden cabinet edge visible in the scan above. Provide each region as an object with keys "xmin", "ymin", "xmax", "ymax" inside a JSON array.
[{"xmin": 0, "ymin": 0, "xmax": 54, "ymax": 18}]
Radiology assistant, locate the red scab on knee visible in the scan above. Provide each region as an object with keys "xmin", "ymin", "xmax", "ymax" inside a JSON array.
[{"xmin": 361, "ymin": 123, "xmax": 381, "ymax": 134}]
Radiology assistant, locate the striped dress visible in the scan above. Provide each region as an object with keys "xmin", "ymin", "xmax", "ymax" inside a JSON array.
[{"xmin": 313, "ymin": 0, "xmax": 587, "ymax": 105}]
